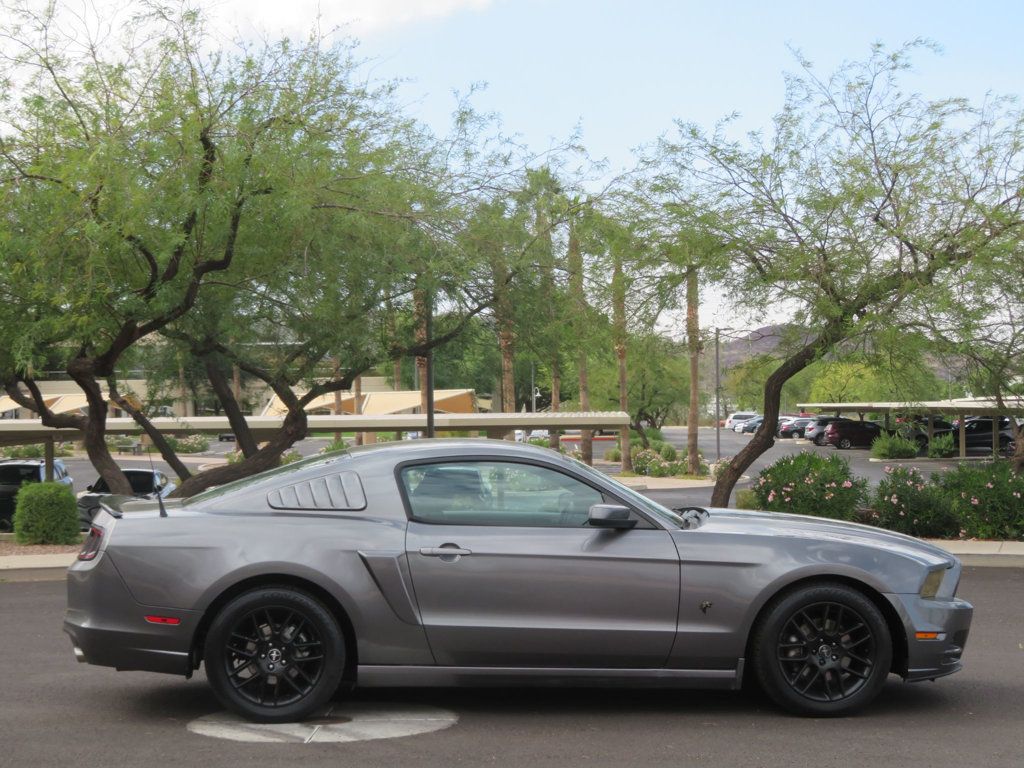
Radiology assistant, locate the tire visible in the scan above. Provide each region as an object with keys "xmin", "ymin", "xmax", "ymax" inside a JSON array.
[
  {"xmin": 752, "ymin": 583, "xmax": 892, "ymax": 716},
  {"xmin": 813, "ymin": 434, "xmax": 825, "ymax": 446},
  {"xmin": 204, "ymin": 587, "xmax": 347, "ymax": 723},
  {"xmin": 838, "ymin": 438, "xmax": 852, "ymax": 449},
  {"xmin": 1000, "ymin": 438, "xmax": 1016, "ymax": 458}
]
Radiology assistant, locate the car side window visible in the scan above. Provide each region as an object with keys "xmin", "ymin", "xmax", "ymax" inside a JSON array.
[{"xmin": 401, "ymin": 461, "xmax": 605, "ymax": 527}]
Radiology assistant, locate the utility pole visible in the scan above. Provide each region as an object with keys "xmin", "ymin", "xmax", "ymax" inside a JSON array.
[{"xmin": 531, "ymin": 361, "xmax": 536, "ymax": 412}]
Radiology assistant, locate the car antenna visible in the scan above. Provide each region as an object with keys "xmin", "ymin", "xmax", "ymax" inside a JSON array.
[{"xmin": 146, "ymin": 440, "xmax": 168, "ymax": 518}]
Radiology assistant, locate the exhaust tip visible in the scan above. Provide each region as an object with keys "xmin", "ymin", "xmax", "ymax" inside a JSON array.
[{"xmin": 73, "ymin": 646, "xmax": 85, "ymax": 663}]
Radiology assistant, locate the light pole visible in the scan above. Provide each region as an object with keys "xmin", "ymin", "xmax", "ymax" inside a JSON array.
[{"xmin": 715, "ymin": 327, "xmax": 721, "ymax": 462}]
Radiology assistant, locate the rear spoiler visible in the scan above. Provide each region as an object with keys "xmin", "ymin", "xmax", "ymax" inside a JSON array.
[{"xmin": 97, "ymin": 495, "xmax": 139, "ymax": 519}]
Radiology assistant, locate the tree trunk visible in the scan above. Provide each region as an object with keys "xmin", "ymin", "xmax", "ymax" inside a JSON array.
[
  {"xmin": 710, "ymin": 325, "xmax": 845, "ymax": 506},
  {"xmin": 107, "ymin": 379, "xmax": 192, "ymax": 482},
  {"xmin": 67, "ymin": 360, "xmax": 134, "ymax": 495},
  {"xmin": 333, "ymin": 357, "xmax": 343, "ymax": 443},
  {"xmin": 172, "ymin": 406, "xmax": 309, "ymax": 497},
  {"xmin": 353, "ymin": 375, "xmax": 363, "ymax": 446},
  {"xmin": 204, "ymin": 355, "xmax": 259, "ymax": 458},
  {"xmin": 414, "ymin": 287, "xmax": 429, "ymax": 417},
  {"xmin": 548, "ymin": 365, "xmax": 561, "ymax": 450},
  {"xmin": 685, "ymin": 266, "xmax": 701, "ymax": 475},
  {"xmin": 567, "ymin": 219, "xmax": 591, "ymax": 462},
  {"xmin": 612, "ymin": 250, "xmax": 633, "ymax": 472}
]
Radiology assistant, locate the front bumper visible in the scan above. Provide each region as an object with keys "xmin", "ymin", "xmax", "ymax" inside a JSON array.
[
  {"xmin": 64, "ymin": 553, "xmax": 198, "ymax": 676},
  {"xmin": 886, "ymin": 593, "xmax": 973, "ymax": 682}
]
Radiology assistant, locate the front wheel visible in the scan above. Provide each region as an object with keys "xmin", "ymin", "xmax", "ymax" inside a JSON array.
[
  {"xmin": 752, "ymin": 583, "xmax": 892, "ymax": 716},
  {"xmin": 204, "ymin": 587, "xmax": 347, "ymax": 723},
  {"xmin": 813, "ymin": 434, "xmax": 826, "ymax": 446}
]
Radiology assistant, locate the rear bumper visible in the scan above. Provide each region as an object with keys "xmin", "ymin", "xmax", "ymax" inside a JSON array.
[
  {"xmin": 64, "ymin": 553, "xmax": 198, "ymax": 676},
  {"xmin": 885, "ymin": 593, "xmax": 973, "ymax": 682}
]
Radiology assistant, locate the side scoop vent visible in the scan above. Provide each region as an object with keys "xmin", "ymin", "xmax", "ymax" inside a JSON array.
[{"xmin": 267, "ymin": 471, "xmax": 367, "ymax": 511}]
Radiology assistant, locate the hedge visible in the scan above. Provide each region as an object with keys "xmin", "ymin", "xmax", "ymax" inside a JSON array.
[{"xmin": 14, "ymin": 482, "xmax": 80, "ymax": 545}]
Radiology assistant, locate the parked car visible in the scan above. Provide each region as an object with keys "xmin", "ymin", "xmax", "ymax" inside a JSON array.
[
  {"xmin": 778, "ymin": 418, "xmax": 814, "ymax": 439},
  {"xmin": 0, "ymin": 459, "xmax": 73, "ymax": 531},
  {"xmin": 805, "ymin": 417, "xmax": 850, "ymax": 446},
  {"xmin": 931, "ymin": 417, "xmax": 1019, "ymax": 456},
  {"xmin": 724, "ymin": 411, "xmax": 758, "ymax": 430},
  {"xmin": 895, "ymin": 417, "xmax": 954, "ymax": 448},
  {"xmin": 739, "ymin": 416, "xmax": 764, "ymax": 433},
  {"xmin": 824, "ymin": 420, "xmax": 884, "ymax": 449},
  {"xmin": 76, "ymin": 469, "xmax": 176, "ymax": 531},
  {"xmin": 65, "ymin": 439, "xmax": 972, "ymax": 722}
]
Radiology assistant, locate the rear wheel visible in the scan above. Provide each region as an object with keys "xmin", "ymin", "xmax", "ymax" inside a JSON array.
[
  {"xmin": 752, "ymin": 583, "xmax": 892, "ymax": 716},
  {"xmin": 813, "ymin": 434, "xmax": 826, "ymax": 446},
  {"xmin": 204, "ymin": 587, "xmax": 346, "ymax": 723},
  {"xmin": 838, "ymin": 437, "xmax": 852, "ymax": 449}
]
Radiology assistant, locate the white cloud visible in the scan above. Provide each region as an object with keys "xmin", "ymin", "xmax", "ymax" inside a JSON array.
[{"xmin": 207, "ymin": 0, "xmax": 494, "ymax": 38}]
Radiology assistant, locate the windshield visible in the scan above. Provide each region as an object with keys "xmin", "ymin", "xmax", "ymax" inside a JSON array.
[
  {"xmin": 187, "ymin": 450, "xmax": 350, "ymax": 504},
  {"xmin": 0, "ymin": 465, "xmax": 39, "ymax": 485},
  {"xmin": 564, "ymin": 456, "xmax": 685, "ymax": 527}
]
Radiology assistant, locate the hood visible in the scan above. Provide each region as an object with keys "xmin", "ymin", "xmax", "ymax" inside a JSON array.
[{"xmin": 702, "ymin": 507, "xmax": 955, "ymax": 568}]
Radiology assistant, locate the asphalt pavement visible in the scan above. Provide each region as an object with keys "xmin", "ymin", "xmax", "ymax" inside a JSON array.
[{"xmin": 2, "ymin": 568, "xmax": 1022, "ymax": 768}]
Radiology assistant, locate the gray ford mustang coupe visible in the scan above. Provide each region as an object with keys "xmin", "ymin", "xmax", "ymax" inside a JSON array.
[{"xmin": 65, "ymin": 440, "xmax": 972, "ymax": 722}]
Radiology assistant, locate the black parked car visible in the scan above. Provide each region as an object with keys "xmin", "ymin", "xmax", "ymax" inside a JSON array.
[
  {"xmin": 778, "ymin": 418, "xmax": 813, "ymax": 439},
  {"xmin": 825, "ymin": 420, "xmax": 884, "ymax": 449},
  {"xmin": 0, "ymin": 459, "xmax": 74, "ymax": 531},
  {"xmin": 895, "ymin": 417, "xmax": 954, "ymax": 448},
  {"xmin": 739, "ymin": 416, "xmax": 764, "ymax": 433},
  {"xmin": 931, "ymin": 417, "xmax": 1019, "ymax": 456}
]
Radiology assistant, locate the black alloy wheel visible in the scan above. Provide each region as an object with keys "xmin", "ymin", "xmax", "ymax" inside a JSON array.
[
  {"xmin": 753, "ymin": 583, "xmax": 891, "ymax": 716},
  {"xmin": 205, "ymin": 587, "xmax": 346, "ymax": 723},
  {"xmin": 838, "ymin": 437, "xmax": 853, "ymax": 449}
]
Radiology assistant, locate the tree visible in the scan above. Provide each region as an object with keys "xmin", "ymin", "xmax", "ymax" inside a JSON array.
[
  {"xmin": 0, "ymin": 4, "xmax": 348, "ymax": 492},
  {"xmin": 658, "ymin": 43, "xmax": 1024, "ymax": 504}
]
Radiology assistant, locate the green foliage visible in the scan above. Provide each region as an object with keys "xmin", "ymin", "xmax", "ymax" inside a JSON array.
[
  {"xmin": 927, "ymin": 433, "xmax": 956, "ymax": 459},
  {"xmin": 870, "ymin": 433, "xmax": 920, "ymax": 459},
  {"xmin": 936, "ymin": 463, "xmax": 1024, "ymax": 540},
  {"xmin": 157, "ymin": 435, "xmax": 209, "ymax": 454},
  {"xmin": 752, "ymin": 453, "xmax": 867, "ymax": 520},
  {"xmin": 13, "ymin": 482, "xmax": 80, "ymax": 545},
  {"xmin": 604, "ymin": 447, "xmax": 622, "ymax": 462},
  {"xmin": 280, "ymin": 450, "xmax": 303, "ymax": 466},
  {"xmin": 318, "ymin": 438, "xmax": 349, "ymax": 454},
  {"xmin": 734, "ymin": 489, "xmax": 759, "ymax": 510},
  {"xmin": 659, "ymin": 443, "xmax": 678, "ymax": 461},
  {"xmin": 1, "ymin": 443, "xmax": 73, "ymax": 459},
  {"xmin": 870, "ymin": 467, "xmax": 958, "ymax": 538},
  {"xmin": 630, "ymin": 447, "xmax": 707, "ymax": 477}
]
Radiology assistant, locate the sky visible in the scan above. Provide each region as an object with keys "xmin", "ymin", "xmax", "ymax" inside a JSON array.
[{"xmin": 205, "ymin": 0, "xmax": 1024, "ymax": 177}]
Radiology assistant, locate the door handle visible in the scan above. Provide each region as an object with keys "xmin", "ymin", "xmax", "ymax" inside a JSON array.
[{"xmin": 419, "ymin": 545, "xmax": 472, "ymax": 557}]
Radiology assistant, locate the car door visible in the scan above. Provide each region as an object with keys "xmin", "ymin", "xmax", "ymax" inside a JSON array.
[
  {"xmin": 964, "ymin": 419, "xmax": 991, "ymax": 448},
  {"xmin": 401, "ymin": 459, "xmax": 680, "ymax": 669}
]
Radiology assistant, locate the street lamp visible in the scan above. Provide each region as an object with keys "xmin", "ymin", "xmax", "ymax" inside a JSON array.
[{"xmin": 714, "ymin": 327, "xmax": 732, "ymax": 462}]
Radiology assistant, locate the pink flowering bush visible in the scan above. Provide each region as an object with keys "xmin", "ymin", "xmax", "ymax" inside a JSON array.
[
  {"xmin": 751, "ymin": 453, "xmax": 866, "ymax": 520},
  {"xmin": 935, "ymin": 462, "xmax": 1024, "ymax": 540},
  {"xmin": 871, "ymin": 466, "xmax": 957, "ymax": 538}
]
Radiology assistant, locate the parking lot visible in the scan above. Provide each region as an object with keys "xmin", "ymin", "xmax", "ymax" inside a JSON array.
[{"xmin": 2, "ymin": 567, "xmax": 1021, "ymax": 768}]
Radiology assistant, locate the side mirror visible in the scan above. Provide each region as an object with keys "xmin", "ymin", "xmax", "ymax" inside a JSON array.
[{"xmin": 588, "ymin": 504, "xmax": 636, "ymax": 530}]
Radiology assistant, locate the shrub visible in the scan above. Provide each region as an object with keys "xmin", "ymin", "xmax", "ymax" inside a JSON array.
[
  {"xmin": 318, "ymin": 438, "xmax": 348, "ymax": 454},
  {"xmin": 13, "ymin": 482, "xmax": 80, "ymax": 545},
  {"xmin": 280, "ymin": 450, "xmax": 303, "ymax": 465},
  {"xmin": 605, "ymin": 447, "xmax": 622, "ymax": 462},
  {"xmin": 937, "ymin": 462, "xmax": 1024, "ymax": 540},
  {"xmin": 659, "ymin": 443, "xmax": 677, "ymax": 461},
  {"xmin": 649, "ymin": 440, "xmax": 667, "ymax": 453},
  {"xmin": 752, "ymin": 452, "xmax": 866, "ymax": 520},
  {"xmin": 870, "ymin": 433, "xmax": 919, "ymax": 459},
  {"xmin": 735, "ymin": 489, "xmax": 759, "ymax": 510},
  {"xmin": 710, "ymin": 457, "xmax": 733, "ymax": 480},
  {"xmin": 527, "ymin": 437, "xmax": 550, "ymax": 448},
  {"xmin": 927, "ymin": 432, "xmax": 956, "ymax": 459},
  {"xmin": 2, "ymin": 442, "xmax": 74, "ymax": 459},
  {"xmin": 152, "ymin": 434, "xmax": 210, "ymax": 454},
  {"xmin": 630, "ymin": 447, "xmax": 659, "ymax": 475},
  {"xmin": 630, "ymin": 447, "xmax": 707, "ymax": 477},
  {"xmin": 870, "ymin": 466, "xmax": 958, "ymax": 538}
]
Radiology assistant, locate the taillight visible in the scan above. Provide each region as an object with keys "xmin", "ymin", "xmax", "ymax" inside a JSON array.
[{"xmin": 78, "ymin": 526, "xmax": 103, "ymax": 561}]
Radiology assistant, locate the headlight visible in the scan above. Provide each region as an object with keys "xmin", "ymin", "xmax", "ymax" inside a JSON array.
[{"xmin": 920, "ymin": 569, "xmax": 945, "ymax": 599}]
